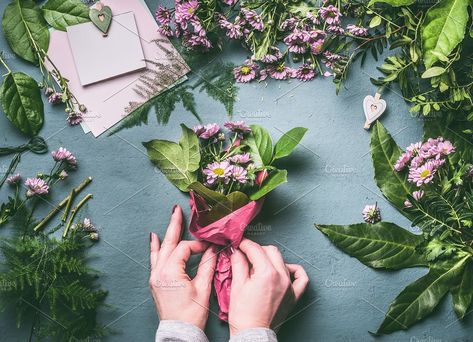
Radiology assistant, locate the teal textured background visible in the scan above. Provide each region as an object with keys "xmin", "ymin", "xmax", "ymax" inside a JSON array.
[{"xmin": 0, "ymin": 1, "xmax": 472, "ymax": 341}]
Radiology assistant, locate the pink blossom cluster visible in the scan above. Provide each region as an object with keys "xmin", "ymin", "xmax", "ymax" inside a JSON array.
[
  {"xmin": 51, "ymin": 147, "xmax": 78, "ymax": 168},
  {"xmin": 155, "ymin": 2, "xmax": 370, "ymax": 81},
  {"xmin": 394, "ymin": 137, "xmax": 455, "ymax": 207}
]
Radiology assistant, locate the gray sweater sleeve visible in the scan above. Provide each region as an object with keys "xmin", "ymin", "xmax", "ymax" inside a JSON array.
[
  {"xmin": 155, "ymin": 320, "xmax": 209, "ymax": 342},
  {"xmin": 155, "ymin": 320, "xmax": 277, "ymax": 342},
  {"xmin": 229, "ymin": 328, "xmax": 278, "ymax": 342}
]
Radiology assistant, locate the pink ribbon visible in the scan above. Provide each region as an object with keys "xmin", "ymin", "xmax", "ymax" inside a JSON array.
[{"xmin": 188, "ymin": 191, "xmax": 264, "ymax": 320}]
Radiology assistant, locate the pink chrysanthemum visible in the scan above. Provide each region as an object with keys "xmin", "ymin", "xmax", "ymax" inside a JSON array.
[
  {"xmin": 67, "ymin": 112, "xmax": 83, "ymax": 126},
  {"xmin": 158, "ymin": 25, "xmax": 174, "ymax": 37},
  {"xmin": 310, "ymin": 39, "xmax": 324, "ymax": 55},
  {"xmin": 408, "ymin": 160, "xmax": 437, "ymax": 186},
  {"xmin": 203, "ymin": 161, "xmax": 232, "ymax": 185},
  {"xmin": 284, "ymin": 29, "xmax": 310, "ymax": 54},
  {"xmin": 48, "ymin": 93, "xmax": 62, "ymax": 104},
  {"xmin": 412, "ymin": 190, "xmax": 424, "ymax": 201},
  {"xmin": 362, "ymin": 204, "xmax": 381, "ymax": 224},
  {"xmin": 155, "ymin": 6, "xmax": 172, "ymax": 25},
  {"xmin": 295, "ymin": 64, "xmax": 316, "ymax": 81},
  {"xmin": 193, "ymin": 123, "xmax": 220, "ymax": 139},
  {"xmin": 394, "ymin": 151, "xmax": 412, "ymax": 171},
  {"xmin": 327, "ymin": 25, "xmax": 344, "ymax": 35},
  {"xmin": 25, "ymin": 178, "xmax": 49, "ymax": 197},
  {"xmin": 260, "ymin": 47, "xmax": 283, "ymax": 63},
  {"xmin": 319, "ymin": 5, "xmax": 341, "ymax": 25},
  {"xmin": 6, "ymin": 173, "xmax": 21, "ymax": 185},
  {"xmin": 228, "ymin": 153, "xmax": 251, "ymax": 164},
  {"xmin": 410, "ymin": 155, "xmax": 424, "ymax": 169},
  {"xmin": 404, "ymin": 200, "xmax": 413, "ymax": 208},
  {"xmin": 280, "ymin": 18, "xmax": 298, "ymax": 31},
  {"xmin": 242, "ymin": 9, "xmax": 264, "ymax": 31},
  {"xmin": 435, "ymin": 140, "xmax": 455, "ymax": 157},
  {"xmin": 230, "ymin": 165, "xmax": 248, "ymax": 183},
  {"xmin": 51, "ymin": 147, "xmax": 77, "ymax": 167},
  {"xmin": 175, "ymin": 1, "xmax": 198, "ymax": 24},
  {"xmin": 233, "ymin": 62, "xmax": 258, "ymax": 83},
  {"xmin": 268, "ymin": 64, "xmax": 291, "ymax": 80},
  {"xmin": 224, "ymin": 121, "xmax": 251, "ymax": 133},
  {"xmin": 346, "ymin": 24, "xmax": 368, "ymax": 36}
]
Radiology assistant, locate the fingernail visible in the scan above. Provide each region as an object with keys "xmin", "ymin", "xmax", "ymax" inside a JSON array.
[
  {"xmin": 172, "ymin": 204, "xmax": 177, "ymax": 214},
  {"xmin": 149, "ymin": 232, "xmax": 153, "ymax": 242},
  {"xmin": 230, "ymin": 246, "xmax": 235, "ymax": 253}
]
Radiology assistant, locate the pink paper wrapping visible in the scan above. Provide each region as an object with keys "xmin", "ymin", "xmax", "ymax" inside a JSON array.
[{"xmin": 188, "ymin": 192, "xmax": 264, "ymax": 321}]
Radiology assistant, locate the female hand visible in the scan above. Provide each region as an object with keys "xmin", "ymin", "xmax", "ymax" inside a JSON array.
[
  {"xmin": 228, "ymin": 239, "xmax": 309, "ymax": 335},
  {"xmin": 149, "ymin": 205, "xmax": 217, "ymax": 330}
]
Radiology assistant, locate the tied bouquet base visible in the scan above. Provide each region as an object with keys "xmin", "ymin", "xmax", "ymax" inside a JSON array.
[
  {"xmin": 144, "ymin": 121, "xmax": 308, "ymax": 320},
  {"xmin": 189, "ymin": 191, "xmax": 264, "ymax": 320}
]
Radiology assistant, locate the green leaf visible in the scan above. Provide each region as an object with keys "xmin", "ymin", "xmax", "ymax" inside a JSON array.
[
  {"xmin": 42, "ymin": 0, "xmax": 90, "ymax": 31},
  {"xmin": 369, "ymin": 0, "xmax": 415, "ymax": 6},
  {"xmin": 421, "ymin": 67, "xmax": 446, "ymax": 79},
  {"xmin": 422, "ymin": 0, "xmax": 469, "ymax": 68},
  {"xmin": 249, "ymin": 169, "xmax": 287, "ymax": 201},
  {"xmin": 245, "ymin": 125, "xmax": 273, "ymax": 167},
  {"xmin": 451, "ymin": 259, "xmax": 473, "ymax": 319},
  {"xmin": 273, "ymin": 127, "xmax": 308, "ymax": 161},
  {"xmin": 316, "ymin": 222, "xmax": 427, "ymax": 270},
  {"xmin": 142, "ymin": 124, "xmax": 200, "ymax": 192},
  {"xmin": 0, "ymin": 72, "xmax": 44, "ymax": 137},
  {"xmin": 376, "ymin": 256, "xmax": 470, "ymax": 334},
  {"xmin": 2, "ymin": 0, "xmax": 50, "ymax": 64},
  {"xmin": 369, "ymin": 16, "xmax": 382, "ymax": 28},
  {"xmin": 370, "ymin": 121, "xmax": 415, "ymax": 216}
]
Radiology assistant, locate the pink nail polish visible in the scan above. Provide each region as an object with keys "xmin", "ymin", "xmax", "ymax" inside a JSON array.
[{"xmin": 149, "ymin": 232, "xmax": 153, "ymax": 242}]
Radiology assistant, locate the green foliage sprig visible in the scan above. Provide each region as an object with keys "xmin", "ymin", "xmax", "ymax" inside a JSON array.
[{"xmin": 316, "ymin": 121, "xmax": 473, "ymax": 334}]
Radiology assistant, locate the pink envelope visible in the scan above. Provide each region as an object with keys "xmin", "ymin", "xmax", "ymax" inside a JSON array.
[
  {"xmin": 189, "ymin": 191, "xmax": 264, "ymax": 321},
  {"xmin": 46, "ymin": 0, "xmax": 189, "ymax": 137}
]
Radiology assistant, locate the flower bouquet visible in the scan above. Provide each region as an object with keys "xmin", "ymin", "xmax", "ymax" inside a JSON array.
[{"xmin": 143, "ymin": 121, "xmax": 308, "ymax": 319}]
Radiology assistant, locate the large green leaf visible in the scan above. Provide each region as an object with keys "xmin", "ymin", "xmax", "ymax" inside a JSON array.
[
  {"xmin": 42, "ymin": 0, "xmax": 90, "ymax": 31},
  {"xmin": 2, "ymin": 0, "xmax": 49, "ymax": 64},
  {"xmin": 316, "ymin": 222, "xmax": 427, "ymax": 269},
  {"xmin": 376, "ymin": 256, "xmax": 470, "ymax": 334},
  {"xmin": 0, "ymin": 72, "xmax": 44, "ymax": 137},
  {"xmin": 142, "ymin": 124, "xmax": 200, "ymax": 192},
  {"xmin": 422, "ymin": 0, "xmax": 469, "ymax": 68},
  {"xmin": 369, "ymin": 0, "xmax": 415, "ymax": 6},
  {"xmin": 245, "ymin": 125, "xmax": 273, "ymax": 167},
  {"xmin": 451, "ymin": 259, "xmax": 473, "ymax": 319},
  {"xmin": 273, "ymin": 127, "xmax": 308, "ymax": 161},
  {"xmin": 250, "ymin": 169, "xmax": 287, "ymax": 201},
  {"xmin": 371, "ymin": 121, "xmax": 414, "ymax": 216}
]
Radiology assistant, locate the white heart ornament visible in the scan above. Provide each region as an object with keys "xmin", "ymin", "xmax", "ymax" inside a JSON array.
[{"xmin": 363, "ymin": 93, "xmax": 386, "ymax": 129}]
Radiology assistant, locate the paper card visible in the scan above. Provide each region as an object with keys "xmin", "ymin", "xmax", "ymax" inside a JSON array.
[
  {"xmin": 46, "ymin": 0, "xmax": 190, "ymax": 137},
  {"xmin": 67, "ymin": 12, "xmax": 146, "ymax": 86}
]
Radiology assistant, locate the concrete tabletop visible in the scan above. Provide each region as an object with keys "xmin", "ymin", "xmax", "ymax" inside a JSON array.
[{"xmin": 0, "ymin": 1, "xmax": 471, "ymax": 341}]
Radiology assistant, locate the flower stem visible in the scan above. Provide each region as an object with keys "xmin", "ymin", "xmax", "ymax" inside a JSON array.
[
  {"xmin": 33, "ymin": 177, "xmax": 93, "ymax": 232},
  {"xmin": 0, "ymin": 53, "xmax": 12, "ymax": 74},
  {"xmin": 63, "ymin": 194, "xmax": 93, "ymax": 239}
]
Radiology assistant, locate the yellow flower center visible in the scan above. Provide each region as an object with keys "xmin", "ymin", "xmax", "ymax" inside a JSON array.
[
  {"xmin": 187, "ymin": 8, "xmax": 194, "ymax": 14},
  {"xmin": 240, "ymin": 66, "xmax": 251, "ymax": 75},
  {"xmin": 420, "ymin": 169, "xmax": 431, "ymax": 178},
  {"xmin": 276, "ymin": 64, "xmax": 285, "ymax": 72},
  {"xmin": 213, "ymin": 168, "xmax": 225, "ymax": 176}
]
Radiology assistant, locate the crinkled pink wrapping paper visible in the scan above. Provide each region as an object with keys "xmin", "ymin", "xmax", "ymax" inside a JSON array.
[{"xmin": 188, "ymin": 192, "xmax": 264, "ymax": 321}]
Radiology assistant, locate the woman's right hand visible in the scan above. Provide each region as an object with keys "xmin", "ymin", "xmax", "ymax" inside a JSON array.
[{"xmin": 228, "ymin": 238, "xmax": 309, "ymax": 335}]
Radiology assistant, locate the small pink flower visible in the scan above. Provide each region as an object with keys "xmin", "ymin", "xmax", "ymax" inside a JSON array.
[
  {"xmin": 319, "ymin": 5, "xmax": 341, "ymax": 25},
  {"xmin": 327, "ymin": 25, "xmax": 344, "ymax": 35},
  {"xmin": 346, "ymin": 24, "xmax": 368, "ymax": 36},
  {"xmin": 155, "ymin": 6, "xmax": 172, "ymax": 25},
  {"xmin": 412, "ymin": 190, "xmax": 424, "ymax": 201},
  {"xmin": 410, "ymin": 155, "xmax": 424, "ymax": 169},
  {"xmin": 233, "ymin": 61, "xmax": 258, "ymax": 83},
  {"xmin": 6, "ymin": 174, "xmax": 21, "ymax": 185},
  {"xmin": 224, "ymin": 121, "xmax": 251, "ymax": 133},
  {"xmin": 51, "ymin": 147, "xmax": 77, "ymax": 166},
  {"xmin": 268, "ymin": 64, "xmax": 291, "ymax": 80},
  {"xmin": 436, "ymin": 140, "xmax": 455, "ymax": 157},
  {"xmin": 242, "ymin": 9, "xmax": 264, "ymax": 31},
  {"xmin": 295, "ymin": 64, "xmax": 316, "ymax": 81},
  {"xmin": 362, "ymin": 204, "xmax": 381, "ymax": 224},
  {"xmin": 230, "ymin": 165, "xmax": 248, "ymax": 183},
  {"xmin": 228, "ymin": 153, "xmax": 251, "ymax": 164},
  {"xmin": 203, "ymin": 161, "xmax": 232, "ymax": 185},
  {"xmin": 406, "ymin": 142, "xmax": 422, "ymax": 154},
  {"xmin": 25, "ymin": 178, "xmax": 49, "ymax": 197},
  {"xmin": 408, "ymin": 160, "xmax": 437, "ymax": 186},
  {"xmin": 158, "ymin": 25, "xmax": 174, "ymax": 37},
  {"xmin": 48, "ymin": 92, "xmax": 62, "ymax": 104},
  {"xmin": 310, "ymin": 39, "xmax": 324, "ymax": 55},
  {"xmin": 193, "ymin": 123, "xmax": 220, "ymax": 139},
  {"xmin": 260, "ymin": 47, "xmax": 283, "ymax": 63},
  {"xmin": 175, "ymin": 1, "xmax": 198, "ymax": 24},
  {"xmin": 404, "ymin": 200, "xmax": 413, "ymax": 208},
  {"xmin": 394, "ymin": 151, "xmax": 412, "ymax": 171},
  {"xmin": 67, "ymin": 112, "xmax": 83, "ymax": 126},
  {"xmin": 284, "ymin": 29, "xmax": 310, "ymax": 54}
]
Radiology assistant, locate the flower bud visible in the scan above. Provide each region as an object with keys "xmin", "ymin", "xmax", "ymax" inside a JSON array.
[
  {"xmin": 79, "ymin": 104, "xmax": 87, "ymax": 113},
  {"xmin": 256, "ymin": 169, "xmax": 269, "ymax": 186},
  {"xmin": 89, "ymin": 232, "xmax": 99, "ymax": 241}
]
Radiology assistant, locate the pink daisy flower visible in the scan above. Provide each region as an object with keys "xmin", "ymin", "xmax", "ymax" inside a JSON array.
[
  {"xmin": 193, "ymin": 123, "xmax": 220, "ymax": 139},
  {"xmin": 295, "ymin": 64, "xmax": 316, "ymax": 81},
  {"xmin": 394, "ymin": 151, "xmax": 412, "ymax": 171},
  {"xmin": 228, "ymin": 153, "xmax": 251, "ymax": 164},
  {"xmin": 268, "ymin": 64, "xmax": 291, "ymax": 80},
  {"xmin": 412, "ymin": 190, "xmax": 424, "ymax": 201},
  {"xmin": 242, "ymin": 9, "xmax": 264, "ymax": 31},
  {"xmin": 408, "ymin": 160, "xmax": 437, "ymax": 186},
  {"xmin": 362, "ymin": 204, "xmax": 381, "ymax": 224},
  {"xmin": 284, "ymin": 29, "xmax": 310, "ymax": 54},
  {"xmin": 319, "ymin": 5, "xmax": 341, "ymax": 25},
  {"xmin": 230, "ymin": 165, "xmax": 248, "ymax": 184},
  {"xmin": 155, "ymin": 6, "xmax": 172, "ymax": 25},
  {"xmin": 346, "ymin": 24, "xmax": 368, "ymax": 36},
  {"xmin": 51, "ymin": 147, "xmax": 77, "ymax": 167},
  {"xmin": 224, "ymin": 121, "xmax": 251, "ymax": 133},
  {"xmin": 260, "ymin": 47, "xmax": 283, "ymax": 63},
  {"xmin": 233, "ymin": 61, "xmax": 258, "ymax": 83},
  {"xmin": 175, "ymin": 1, "xmax": 198, "ymax": 24},
  {"xmin": 67, "ymin": 112, "xmax": 83, "ymax": 126},
  {"xmin": 310, "ymin": 39, "xmax": 325, "ymax": 55},
  {"xmin": 6, "ymin": 174, "xmax": 21, "ymax": 185},
  {"xmin": 48, "ymin": 92, "xmax": 62, "ymax": 104},
  {"xmin": 203, "ymin": 161, "xmax": 232, "ymax": 185},
  {"xmin": 25, "ymin": 178, "xmax": 49, "ymax": 197}
]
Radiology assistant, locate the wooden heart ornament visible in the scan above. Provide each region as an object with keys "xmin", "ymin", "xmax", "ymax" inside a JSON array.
[
  {"xmin": 89, "ymin": 2, "xmax": 112, "ymax": 37},
  {"xmin": 363, "ymin": 93, "xmax": 386, "ymax": 130}
]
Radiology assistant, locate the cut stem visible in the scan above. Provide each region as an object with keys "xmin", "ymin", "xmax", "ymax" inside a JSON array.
[
  {"xmin": 33, "ymin": 177, "xmax": 93, "ymax": 232},
  {"xmin": 63, "ymin": 194, "xmax": 93, "ymax": 239}
]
